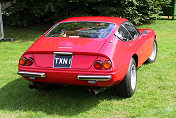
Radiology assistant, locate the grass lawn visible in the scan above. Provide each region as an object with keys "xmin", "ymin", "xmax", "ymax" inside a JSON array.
[{"xmin": 0, "ymin": 19, "xmax": 176, "ymax": 118}]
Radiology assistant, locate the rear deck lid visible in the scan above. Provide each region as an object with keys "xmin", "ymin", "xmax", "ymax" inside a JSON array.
[
  {"xmin": 26, "ymin": 37, "xmax": 106, "ymax": 69},
  {"xmin": 27, "ymin": 37, "xmax": 106, "ymax": 54}
]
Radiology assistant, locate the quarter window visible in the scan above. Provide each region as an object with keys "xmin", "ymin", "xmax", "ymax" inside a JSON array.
[
  {"xmin": 123, "ymin": 22, "xmax": 140, "ymax": 39},
  {"xmin": 115, "ymin": 25, "xmax": 132, "ymax": 41}
]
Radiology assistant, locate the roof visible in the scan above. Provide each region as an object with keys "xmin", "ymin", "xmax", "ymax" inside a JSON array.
[{"xmin": 59, "ymin": 16, "xmax": 128, "ymax": 26}]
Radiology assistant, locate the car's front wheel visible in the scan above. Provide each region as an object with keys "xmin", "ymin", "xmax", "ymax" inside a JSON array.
[{"xmin": 116, "ymin": 58, "xmax": 137, "ymax": 98}]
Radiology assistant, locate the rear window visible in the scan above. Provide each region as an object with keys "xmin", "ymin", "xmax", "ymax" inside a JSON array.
[{"xmin": 45, "ymin": 22, "xmax": 115, "ymax": 38}]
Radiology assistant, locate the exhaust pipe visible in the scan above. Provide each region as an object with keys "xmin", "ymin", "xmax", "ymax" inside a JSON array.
[
  {"xmin": 29, "ymin": 82, "xmax": 50, "ymax": 90},
  {"xmin": 29, "ymin": 83, "xmax": 41, "ymax": 89},
  {"xmin": 29, "ymin": 84, "xmax": 36, "ymax": 89},
  {"xmin": 88, "ymin": 87, "xmax": 107, "ymax": 95}
]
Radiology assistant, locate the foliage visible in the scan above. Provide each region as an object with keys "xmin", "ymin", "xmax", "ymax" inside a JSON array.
[{"xmin": 1, "ymin": 0, "xmax": 171, "ymax": 26}]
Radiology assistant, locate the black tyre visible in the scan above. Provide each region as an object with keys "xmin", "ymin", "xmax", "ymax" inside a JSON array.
[
  {"xmin": 116, "ymin": 58, "xmax": 137, "ymax": 98},
  {"xmin": 146, "ymin": 39, "xmax": 157, "ymax": 63}
]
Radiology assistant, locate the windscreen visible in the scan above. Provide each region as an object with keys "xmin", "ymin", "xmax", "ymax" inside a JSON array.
[{"xmin": 46, "ymin": 22, "xmax": 115, "ymax": 38}]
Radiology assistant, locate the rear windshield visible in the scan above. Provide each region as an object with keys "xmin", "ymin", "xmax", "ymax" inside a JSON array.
[{"xmin": 45, "ymin": 22, "xmax": 115, "ymax": 38}]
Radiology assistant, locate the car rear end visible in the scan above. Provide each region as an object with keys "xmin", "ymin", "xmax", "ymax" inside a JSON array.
[
  {"xmin": 18, "ymin": 50, "xmax": 128, "ymax": 87},
  {"xmin": 17, "ymin": 20, "xmax": 128, "ymax": 87}
]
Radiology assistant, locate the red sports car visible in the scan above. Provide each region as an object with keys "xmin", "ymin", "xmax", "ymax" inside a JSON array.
[{"xmin": 17, "ymin": 16, "xmax": 157, "ymax": 98}]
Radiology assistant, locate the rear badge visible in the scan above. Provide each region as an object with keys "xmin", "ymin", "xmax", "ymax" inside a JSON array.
[{"xmin": 58, "ymin": 47, "xmax": 72, "ymax": 49}]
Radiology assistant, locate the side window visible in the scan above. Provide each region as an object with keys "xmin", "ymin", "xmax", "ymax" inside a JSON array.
[
  {"xmin": 123, "ymin": 21, "xmax": 140, "ymax": 39},
  {"xmin": 115, "ymin": 25, "xmax": 132, "ymax": 41}
]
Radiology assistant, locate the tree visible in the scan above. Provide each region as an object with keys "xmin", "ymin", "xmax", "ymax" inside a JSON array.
[{"xmin": 1, "ymin": 0, "xmax": 171, "ymax": 27}]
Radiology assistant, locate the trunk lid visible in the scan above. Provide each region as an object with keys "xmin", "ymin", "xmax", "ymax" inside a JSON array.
[
  {"xmin": 27, "ymin": 37, "xmax": 106, "ymax": 54},
  {"xmin": 26, "ymin": 37, "xmax": 106, "ymax": 69}
]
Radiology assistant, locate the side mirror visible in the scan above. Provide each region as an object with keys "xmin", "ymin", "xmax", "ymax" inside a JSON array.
[{"xmin": 143, "ymin": 30, "xmax": 148, "ymax": 35}]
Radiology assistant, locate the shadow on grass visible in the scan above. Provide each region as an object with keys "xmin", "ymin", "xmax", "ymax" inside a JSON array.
[
  {"xmin": 3, "ymin": 25, "xmax": 51, "ymax": 42},
  {"xmin": 0, "ymin": 78, "xmax": 122, "ymax": 116}
]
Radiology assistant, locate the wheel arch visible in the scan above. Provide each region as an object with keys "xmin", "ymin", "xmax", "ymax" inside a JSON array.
[
  {"xmin": 155, "ymin": 35, "xmax": 157, "ymax": 41},
  {"xmin": 132, "ymin": 54, "xmax": 138, "ymax": 69}
]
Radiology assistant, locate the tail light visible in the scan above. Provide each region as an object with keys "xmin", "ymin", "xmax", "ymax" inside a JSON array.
[
  {"xmin": 103, "ymin": 60, "xmax": 112, "ymax": 69},
  {"xmin": 26, "ymin": 58, "xmax": 33, "ymax": 66},
  {"xmin": 19, "ymin": 57, "xmax": 33, "ymax": 66},
  {"xmin": 19, "ymin": 57, "xmax": 27, "ymax": 65},
  {"xmin": 94, "ymin": 60, "xmax": 112, "ymax": 70},
  {"xmin": 94, "ymin": 60, "xmax": 103, "ymax": 69}
]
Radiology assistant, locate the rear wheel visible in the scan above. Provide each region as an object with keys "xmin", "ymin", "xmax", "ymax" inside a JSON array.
[
  {"xmin": 116, "ymin": 58, "xmax": 137, "ymax": 98},
  {"xmin": 146, "ymin": 39, "xmax": 157, "ymax": 63}
]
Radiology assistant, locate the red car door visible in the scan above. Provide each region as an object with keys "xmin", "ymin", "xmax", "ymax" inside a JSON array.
[
  {"xmin": 123, "ymin": 21, "xmax": 152, "ymax": 67},
  {"xmin": 115, "ymin": 21, "xmax": 150, "ymax": 68}
]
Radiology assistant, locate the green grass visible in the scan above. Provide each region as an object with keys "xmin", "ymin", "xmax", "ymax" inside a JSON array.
[{"xmin": 0, "ymin": 20, "xmax": 176, "ymax": 118}]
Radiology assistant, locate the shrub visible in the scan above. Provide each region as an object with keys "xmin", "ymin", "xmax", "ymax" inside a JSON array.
[{"xmin": 1, "ymin": 0, "xmax": 171, "ymax": 27}]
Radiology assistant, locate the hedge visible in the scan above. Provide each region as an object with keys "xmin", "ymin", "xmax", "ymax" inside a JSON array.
[{"xmin": 2, "ymin": 0, "xmax": 171, "ymax": 27}]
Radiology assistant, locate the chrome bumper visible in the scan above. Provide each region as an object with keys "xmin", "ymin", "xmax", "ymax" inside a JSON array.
[
  {"xmin": 78, "ymin": 75, "xmax": 112, "ymax": 81},
  {"xmin": 17, "ymin": 71, "xmax": 46, "ymax": 78}
]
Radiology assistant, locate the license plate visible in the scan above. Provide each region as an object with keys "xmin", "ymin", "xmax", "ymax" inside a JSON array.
[{"xmin": 53, "ymin": 54, "xmax": 73, "ymax": 68}]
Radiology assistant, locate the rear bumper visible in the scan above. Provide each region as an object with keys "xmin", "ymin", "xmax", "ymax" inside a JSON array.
[
  {"xmin": 17, "ymin": 71, "xmax": 46, "ymax": 78},
  {"xmin": 78, "ymin": 75, "xmax": 112, "ymax": 81},
  {"xmin": 18, "ymin": 66, "xmax": 128, "ymax": 87},
  {"xmin": 18, "ymin": 71, "xmax": 111, "ymax": 81}
]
